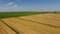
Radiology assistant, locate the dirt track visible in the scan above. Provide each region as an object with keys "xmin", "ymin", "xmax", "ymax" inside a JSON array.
[{"xmin": 0, "ymin": 14, "xmax": 60, "ymax": 34}]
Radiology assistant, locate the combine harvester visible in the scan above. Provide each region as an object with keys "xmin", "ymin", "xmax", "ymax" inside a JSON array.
[{"xmin": 0, "ymin": 14, "xmax": 60, "ymax": 34}]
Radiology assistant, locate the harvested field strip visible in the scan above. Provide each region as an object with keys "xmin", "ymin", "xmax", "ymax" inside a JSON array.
[
  {"xmin": 2, "ymin": 18, "xmax": 60, "ymax": 34},
  {"xmin": 0, "ymin": 21, "xmax": 16, "ymax": 34},
  {"xmin": 17, "ymin": 18, "xmax": 60, "ymax": 28},
  {"xmin": 0, "ymin": 19, "xmax": 19, "ymax": 34},
  {"xmin": 0, "ymin": 21, "xmax": 8, "ymax": 34},
  {"xmin": 2, "ymin": 18, "xmax": 47, "ymax": 34},
  {"xmin": 18, "ymin": 14, "xmax": 60, "ymax": 27}
]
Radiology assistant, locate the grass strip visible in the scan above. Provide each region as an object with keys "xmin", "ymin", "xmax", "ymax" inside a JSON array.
[
  {"xmin": 17, "ymin": 18, "xmax": 60, "ymax": 28},
  {"xmin": 0, "ymin": 19, "xmax": 20, "ymax": 34}
]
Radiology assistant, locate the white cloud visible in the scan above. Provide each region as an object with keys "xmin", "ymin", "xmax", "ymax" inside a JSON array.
[
  {"xmin": 8, "ymin": 3, "xmax": 13, "ymax": 5},
  {"xmin": 8, "ymin": 2, "xmax": 18, "ymax": 7},
  {"xmin": 12, "ymin": 5, "xmax": 18, "ymax": 7}
]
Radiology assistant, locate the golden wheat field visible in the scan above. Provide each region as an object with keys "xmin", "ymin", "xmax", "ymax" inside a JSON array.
[
  {"xmin": 0, "ymin": 14, "xmax": 60, "ymax": 34},
  {"xmin": 0, "ymin": 21, "xmax": 16, "ymax": 34}
]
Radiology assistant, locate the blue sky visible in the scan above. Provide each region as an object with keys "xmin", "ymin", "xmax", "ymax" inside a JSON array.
[{"xmin": 0, "ymin": 0, "xmax": 60, "ymax": 12}]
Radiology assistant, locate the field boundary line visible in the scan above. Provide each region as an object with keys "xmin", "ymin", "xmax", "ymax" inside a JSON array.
[
  {"xmin": 17, "ymin": 18, "xmax": 60, "ymax": 28},
  {"xmin": 0, "ymin": 19, "xmax": 20, "ymax": 34}
]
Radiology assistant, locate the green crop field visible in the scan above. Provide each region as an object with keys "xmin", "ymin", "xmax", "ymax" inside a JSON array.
[{"xmin": 0, "ymin": 12, "xmax": 59, "ymax": 19}]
